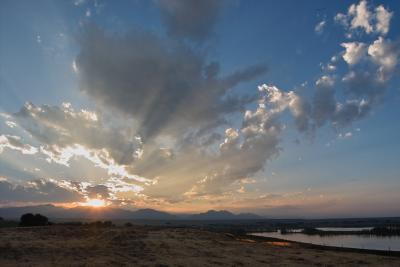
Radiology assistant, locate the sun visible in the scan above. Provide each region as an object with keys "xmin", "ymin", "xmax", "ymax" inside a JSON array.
[{"xmin": 84, "ymin": 198, "xmax": 107, "ymax": 207}]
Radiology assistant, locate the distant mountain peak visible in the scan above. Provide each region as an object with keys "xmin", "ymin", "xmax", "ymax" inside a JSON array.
[
  {"xmin": 205, "ymin": 209, "xmax": 232, "ymax": 214},
  {"xmin": 188, "ymin": 209, "xmax": 262, "ymax": 220},
  {"xmin": 0, "ymin": 205, "xmax": 262, "ymax": 220}
]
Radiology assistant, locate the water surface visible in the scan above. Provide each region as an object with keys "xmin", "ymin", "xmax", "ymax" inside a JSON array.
[
  {"xmin": 316, "ymin": 227, "xmax": 373, "ymax": 232},
  {"xmin": 251, "ymin": 230, "xmax": 400, "ymax": 251}
]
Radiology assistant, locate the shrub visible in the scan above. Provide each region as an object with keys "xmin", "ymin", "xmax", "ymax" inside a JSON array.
[
  {"xmin": 228, "ymin": 228, "xmax": 246, "ymax": 235},
  {"xmin": 0, "ymin": 219, "xmax": 18, "ymax": 228},
  {"xmin": 301, "ymin": 227, "xmax": 319, "ymax": 235},
  {"xmin": 58, "ymin": 221, "xmax": 83, "ymax": 226},
  {"xmin": 103, "ymin": 221, "xmax": 113, "ymax": 227},
  {"xmin": 124, "ymin": 222, "xmax": 133, "ymax": 227},
  {"xmin": 19, "ymin": 213, "xmax": 49, "ymax": 227},
  {"xmin": 84, "ymin": 220, "xmax": 114, "ymax": 227}
]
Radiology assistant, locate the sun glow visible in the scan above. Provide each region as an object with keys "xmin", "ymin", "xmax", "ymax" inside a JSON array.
[{"xmin": 84, "ymin": 198, "xmax": 107, "ymax": 207}]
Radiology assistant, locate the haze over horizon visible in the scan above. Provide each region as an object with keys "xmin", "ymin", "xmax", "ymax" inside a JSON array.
[{"xmin": 1, "ymin": 0, "xmax": 399, "ymax": 218}]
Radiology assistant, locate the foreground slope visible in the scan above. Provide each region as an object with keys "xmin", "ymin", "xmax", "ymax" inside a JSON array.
[{"xmin": 0, "ymin": 226, "xmax": 398, "ymax": 266}]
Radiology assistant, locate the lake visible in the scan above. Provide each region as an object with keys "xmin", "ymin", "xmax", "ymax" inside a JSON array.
[
  {"xmin": 316, "ymin": 227, "xmax": 373, "ymax": 232},
  {"xmin": 251, "ymin": 229, "xmax": 400, "ymax": 251}
]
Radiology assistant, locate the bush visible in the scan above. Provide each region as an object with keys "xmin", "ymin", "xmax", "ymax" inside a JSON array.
[
  {"xmin": 19, "ymin": 213, "xmax": 49, "ymax": 227},
  {"xmin": 58, "ymin": 221, "xmax": 83, "ymax": 226},
  {"xmin": 103, "ymin": 221, "xmax": 113, "ymax": 227},
  {"xmin": 0, "ymin": 218, "xmax": 18, "ymax": 228},
  {"xmin": 124, "ymin": 222, "xmax": 133, "ymax": 227},
  {"xmin": 84, "ymin": 220, "xmax": 114, "ymax": 227},
  {"xmin": 301, "ymin": 227, "xmax": 319, "ymax": 235},
  {"xmin": 228, "ymin": 228, "xmax": 246, "ymax": 235}
]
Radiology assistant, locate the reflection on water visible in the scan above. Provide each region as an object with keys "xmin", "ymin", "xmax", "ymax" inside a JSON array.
[
  {"xmin": 251, "ymin": 230, "xmax": 400, "ymax": 251},
  {"xmin": 266, "ymin": 241, "xmax": 291, "ymax": 247}
]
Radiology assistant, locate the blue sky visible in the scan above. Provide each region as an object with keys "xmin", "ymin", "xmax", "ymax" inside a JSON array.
[{"xmin": 0, "ymin": 0, "xmax": 399, "ymax": 217}]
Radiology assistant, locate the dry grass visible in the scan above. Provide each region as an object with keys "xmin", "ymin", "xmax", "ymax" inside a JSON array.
[{"xmin": 0, "ymin": 226, "xmax": 398, "ymax": 266}]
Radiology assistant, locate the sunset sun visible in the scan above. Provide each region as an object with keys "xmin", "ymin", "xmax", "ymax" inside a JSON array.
[{"xmin": 84, "ymin": 199, "xmax": 107, "ymax": 208}]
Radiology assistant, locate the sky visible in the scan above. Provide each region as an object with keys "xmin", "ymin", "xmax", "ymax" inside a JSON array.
[{"xmin": 0, "ymin": 0, "xmax": 399, "ymax": 218}]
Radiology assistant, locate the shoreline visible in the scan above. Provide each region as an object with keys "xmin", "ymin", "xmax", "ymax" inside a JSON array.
[{"xmin": 245, "ymin": 233, "xmax": 400, "ymax": 257}]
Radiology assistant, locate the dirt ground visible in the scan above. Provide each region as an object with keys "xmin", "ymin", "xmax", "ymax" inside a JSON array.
[{"xmin": 0, "ymin": 226, "xmax": 399, "ymax": 266}]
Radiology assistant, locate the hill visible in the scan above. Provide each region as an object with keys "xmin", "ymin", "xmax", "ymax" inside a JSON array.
[
  {"xmin": 0, "ymin": 205, "xmax": 260, "ymax": 220},
  {"xmin": 187, "ymin": 210, "xmax": 263, "ymax": 220}
]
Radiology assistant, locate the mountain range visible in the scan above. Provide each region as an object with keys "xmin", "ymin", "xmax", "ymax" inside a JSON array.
[{"xmin": 0, "ymin": 204, "xmax": 264, "ymax": 221}]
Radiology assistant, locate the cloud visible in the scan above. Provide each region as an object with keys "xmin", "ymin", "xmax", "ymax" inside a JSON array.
[
  {"xmin": 348, "ymin": 0, "xmax": 373, "ymax": 34},
  {"xmin": 342, "ymin": 70, "xmax": 386, "ymax": 101},
  {"xmin": 0, "ymin": 135, "xmax": 37, "ymax": 155},
  {"xmin": 336, "ymin": 26, "xmax": 399, "ymax": 105},
  {"xmin": 305, "ymin": 62, "xmax": 390, "ymax": 131},
  {"xmin": 6, "ymin": 102, "xmax": 149, "ymax": 192},
  {"xmin": 341, "ymin": 42, "xmax": 367, "ymax": 65},
  {"xmin": 315, "ymin": 75, "xmax": 335, "ymax": 88},
  {"xmin": 135, "ymin": 33, "xmax": 397, "ymax": 198},
  {"xmin": 258, "ymin": 85, "xmax": 310, "ymax": 133},
  {"xmin": 312, "ymin": 79, "xmax": 336, "ymax": 127},
  {"xmin": 183, "ymin": 86, "xmax": 285, "ymax": 196},
  {"xmin": 307, "ymin": 1, "xmax": 399, "ymax": 131},
  {"xmin": 5, "ymin": 121, "xmax": 17, "ymax": 128},
  {"xmin": 157, "ymin": 0, "xmax": 224, "ymax": 42},
  {"xmin": 259, "ymin": 51, "xmax": 392, "ymax": 133},
  {"xmin": 335, "ymin": 0, "xmax": 393, "ymax": 37},
  {"xmin": 0, "ymin": 178, "xmax": 84, "ymax": 203},
  {"xmin": 314, "ymin": 20, "xmax": 326, "ymax": 34},
  {"xmin": 74, "ymin": 0, "xmax": 86, "ymax": 6},
  {"xmin": 13, "ymin": 102, "xmax": 142, "ymax": 166},
  {"xmin": 123, "ymin": 84, "xmax": 297, "ymax": 199},
  {"xmin": 375, "ymin": 5, "xmax": 393, "ymax": 35},
  {"xmin": 334, "ymin": 13, "xmax": 349, "ymax": 29},
  {"xmin": 307, "ymin": 70, "xmax": 384, "ymax": 130},
  {"xmin": 6, "ymin": 90, "xmax": 283, "ymax": 200},
  {"xmin": 333, "ymin": 99, "xmax": 371, "ymax": 128},
  {"xmin": 338, "ymin": 131, "xmax": 353, "ymax": 139},
  {"xmin": 76, "ymin": 26, "xmax": 266, "ymax": 141},
  {"xmin": 86, "ymin": 184, "xmax": 110, "ymax": 199},
  {"xmin": 70, "ymin": 3, "xmax": 271, "ymax": 199},
  {"xmin": 0, "ymin": 177, "xmax": 131, "ymax": 205},
  {"xmin": 341, "ymin": 36, "xmax": 400, "ymax": 80},
  {"xmin": 368, "ymin": 37, "xmax": 399, "ymax": 80},
  {"xmin": 1, "ymin": 101, "xmax": 222, "ymax": 201},
  {"xmin": 1, "ymin": 0, "xmax": 398, "ymax": 208}
]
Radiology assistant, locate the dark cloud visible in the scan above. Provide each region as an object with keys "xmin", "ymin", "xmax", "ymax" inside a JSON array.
[
  {"xmin": 292, "ymin": 97, "xmax": 311, "ymax": 133},
  {"xmin": 157, "ymin": 0, "xmax": 224, "ymax": 42},
  {"xmin": 342, "ymin": 70, "xmax": 386, "ymax": 102},
  {"xmin": 333, "ymin": 99, "xmax": 371, "ymax": 128},
  {"xmin": 76, "ymin": 26, "xmax": 266, "ymax": 141},
  {"xmin": 86, "ymin": 184, "xmax": 110, "ymax": 199},
  {"xmin": 291, "ymin": 44, "xmax": 396, "ymax": 133},
  {"xmin": 0, "ymin": 179, "xmax": 84, "ymax": 203},
  {"xmin": 309, "ymin": 70, "xmax": 387, "ymax": 130},
  {"xmin": 71, "ymin": 4, "xmax": 269, "ymax": 198},
  {"xmin": 312, "ymin": 84, "xmax": 336, "ymax": 127}
]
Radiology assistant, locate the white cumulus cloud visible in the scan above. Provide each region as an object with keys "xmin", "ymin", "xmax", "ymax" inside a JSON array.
[{"xmin": 341, "ymin": 42, "xmax": 367, "ymax": 65}]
